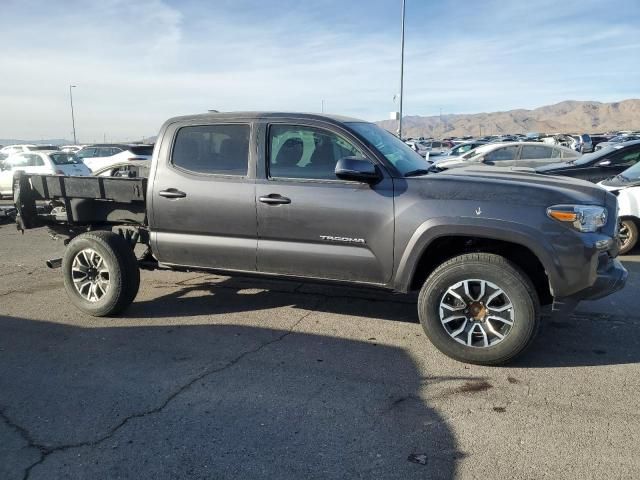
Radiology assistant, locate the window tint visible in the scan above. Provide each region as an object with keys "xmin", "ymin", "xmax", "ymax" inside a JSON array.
[
  {"xmin": 129, "ymin": 145, "xmax": 153, "ymax": 156},
  {"xmin": 609, "ymin": 146, "xmax": 640, "ymax": 166},
  {"xmin": 520, "ymin": 145, "xmax": 552, "ymax": 159},
  {"xmin": 484, "ymin": 146, "xmax": 518, "ymax": 162},
  {"xmin": 50, "ymin": 153, "xmax": 80, "ymax": 165},
  {"xmin": 172, "ymin": 124, "xmax": 250, "ymax": 175},
  {"xmin": 269, "ymin": 125, "xmax": 363, "ymax": 180}
]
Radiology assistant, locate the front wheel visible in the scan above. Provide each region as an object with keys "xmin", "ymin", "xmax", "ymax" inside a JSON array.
[
  {"xmin": 418, "ymin": 253, "xmax": 540, "ymax": 365},
  {"xmin": 62, "ymin": 231, "xmax": 140, "ymax": 316},
  {"xmin": 618, "ymin": 219, "xmax": 638, "ymax": 255}
]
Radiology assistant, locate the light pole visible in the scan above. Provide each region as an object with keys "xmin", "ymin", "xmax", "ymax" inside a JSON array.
[
  {"xmin": 398, "ymin": 0, "xmax": 406, "ymax": 139},
  {"xmin": 69, "ymin": 85, "xmax": 77, "ymax": 144}
]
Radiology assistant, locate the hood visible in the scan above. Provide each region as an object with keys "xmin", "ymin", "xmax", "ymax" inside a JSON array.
[{"xmin": 417, "ymin": 165, "xmax": 609, "ymax": 206}]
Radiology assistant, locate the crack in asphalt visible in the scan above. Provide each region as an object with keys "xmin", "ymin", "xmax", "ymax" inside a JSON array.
[{"xmin": 2, "ymin": 303, "xmax": 320, "ymax": 480}]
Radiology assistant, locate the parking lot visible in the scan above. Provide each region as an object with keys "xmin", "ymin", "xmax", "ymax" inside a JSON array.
[{"xmin": 1, "ymin": 199, "xmax": 639, "ymax": 479}]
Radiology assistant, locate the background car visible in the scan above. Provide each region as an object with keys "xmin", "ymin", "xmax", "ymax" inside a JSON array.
[
  {"xmin": 78, "ymin": 144, "xmax": 154, "ymax": 172},
  {"xmin": 0, "ymin": 151, "xmax": 91, "ymax": 197},
  {"xmin": 595, "ymin": 134, "xmax": 640, "ymax": 151},
  {"xmin": 443, "ymin": 140, "xmax": 489, "ymax": 157},
  {"xmin": 568, "ymin": 134, "xmax": 593, "ymax": 153},
  {"xmin": 536, "ymin": 139, "xmax": 640, "ymax": 183},
  {"xmin": 599, "ymin": 162, "xmax": 640, "ymax": 253},
  {"xmin": 435, "ymin": 142, "xmax": 579, "ymax": 169},
  {"xmin": 91, "ymin": 160, "xmax": 150, "ymax": 177}
]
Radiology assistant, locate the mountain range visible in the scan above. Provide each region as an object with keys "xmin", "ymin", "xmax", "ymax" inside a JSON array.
[{"xmin": 377, "ymin": 99, "xmax": 640, "ymax": 138}]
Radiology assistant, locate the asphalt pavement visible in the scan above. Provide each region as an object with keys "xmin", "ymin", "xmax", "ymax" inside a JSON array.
[{"xmin": 1, "ymin": 206, "xmax": 639, "ymax": 479}]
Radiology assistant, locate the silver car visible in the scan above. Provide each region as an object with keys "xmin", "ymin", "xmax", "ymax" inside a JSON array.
[{"xmin": 435, "ymin": 142, "xmax": 580, "ymax": 170}]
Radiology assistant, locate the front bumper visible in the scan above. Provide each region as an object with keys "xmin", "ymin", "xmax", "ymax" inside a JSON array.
[{"xmin": 552, "ymin": 253, "xmax": 627, "ymax": 315}]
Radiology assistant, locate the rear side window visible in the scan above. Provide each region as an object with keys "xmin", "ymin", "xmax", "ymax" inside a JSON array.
[
  {"xmin": 77, "ymin": 148, "xmax": 97, "ymax": 159},
  {"xmin": 129, "ymin": 146, "xmax": 154, "ymax": 156},
  {"xmin": 520, "ymin": 145, "xmax": 552, "ymax": 159},
  {"xmin": 172, "ymin": 124, "xmax": 250, "ymax": 175}
]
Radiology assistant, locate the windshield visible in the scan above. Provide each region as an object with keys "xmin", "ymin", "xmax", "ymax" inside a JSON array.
[
  {"xmin": 617, "ymin": 162, "xmax": 640, "ymax": 182},
  {"xmin": 50, "ymin": 153, "xmax": 81, "ymax": 165},
  {"xmin": 572, "ymin": 147, "xmax": 617, "ymax": 165},
  {"xmin": 347, "ymin": 122, "xmax": 430, "ymax": 176}
]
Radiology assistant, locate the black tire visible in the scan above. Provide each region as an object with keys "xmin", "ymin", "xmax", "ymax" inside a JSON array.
[
  {"xmin": 62, "ymin": 231, "xmax": 140, "ymax": 317},
  {"xmin": 418, "ymin": 253, "xmax": 540, "ymax": 366},
  {"xmin": 618, "ymin": 219, "xmax": 638, "ymax": 255}
]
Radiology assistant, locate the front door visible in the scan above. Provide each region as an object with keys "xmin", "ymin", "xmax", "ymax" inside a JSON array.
[
  {"xmin": 256, "ymin": 123, "xmax": 395, "ymax": 285},
  {"xmin": 150, "ymin": 122, "xmax": 257, "ymax": 272}
]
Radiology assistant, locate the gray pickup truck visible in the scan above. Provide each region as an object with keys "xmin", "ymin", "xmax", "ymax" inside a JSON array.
[{"xmin": 12, "ymin": 112, "xmax": 627, "ymax": 365}]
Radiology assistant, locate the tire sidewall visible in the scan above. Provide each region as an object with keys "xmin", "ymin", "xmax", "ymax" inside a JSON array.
[
  {"xmin": 619, "ymin": 219, "xmax": 638, "ymax": 255},
  {"xmin": 62, "ymin": 234, "xmax": 126, "ymax": 316},
  {"xmin": 419, "ymin": 258, "xmax": 538, "ymax": 365}
]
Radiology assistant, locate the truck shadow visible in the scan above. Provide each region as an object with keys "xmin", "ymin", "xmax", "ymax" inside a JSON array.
[
  {"xmin": 0, "ymin": 315, "xmax": 461, "ymax": 479},
  {"xmin": 130, "ymin": 275, "xmax": 640, "ymax": 369}
]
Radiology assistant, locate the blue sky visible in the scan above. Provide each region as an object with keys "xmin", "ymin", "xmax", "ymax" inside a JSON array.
[{"xmin": 1, "ymin": 0, "xmax": 639, "ymax": 141}]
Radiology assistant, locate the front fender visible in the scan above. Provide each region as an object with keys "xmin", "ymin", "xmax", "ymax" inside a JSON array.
[{"xmin": 393, "ymin": 217, "xmax": 564, "ymax": 294}]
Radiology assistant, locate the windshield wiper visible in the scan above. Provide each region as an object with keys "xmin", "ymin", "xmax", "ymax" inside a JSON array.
[{"xmin": 404, "ymin": 168, "xmax": 432, "ymax": 177}]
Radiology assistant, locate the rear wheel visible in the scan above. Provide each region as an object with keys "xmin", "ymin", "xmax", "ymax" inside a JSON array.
[
  {"xmin": 62, "ymin": 231, "xmax": 140, "ymax": 316},
  {"xmin": 618, "ymin": 219, "xmax": 638, "ymax": 255},
  {"xmin": 418, "ymin": 253, "xmax": 540, "ymax": 365}
]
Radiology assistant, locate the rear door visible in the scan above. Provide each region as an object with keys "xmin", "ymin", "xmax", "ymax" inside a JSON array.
[
  {"xmin": 255, "ymin": 122, "xmax": 395, "ymax": 284},
  {"xmin": 149, "ymin": 122, "xmax": 257, "ymax": 271}
]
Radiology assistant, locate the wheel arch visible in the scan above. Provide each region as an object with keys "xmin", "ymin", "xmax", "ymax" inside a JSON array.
[{"xmin": 393, "ymin": 218, "xmax": 557, "ymax": 304}]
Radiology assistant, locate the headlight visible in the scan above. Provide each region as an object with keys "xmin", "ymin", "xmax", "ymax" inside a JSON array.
[{"xmin": 547, "ymin": 205, "xmax": 607, "ymax": 232}]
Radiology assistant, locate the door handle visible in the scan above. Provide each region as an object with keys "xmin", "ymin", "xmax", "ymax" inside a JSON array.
[
  {"xmin": 259, "ymin": 194, "xmax": 291, "ymax": 205},
  {"xmin": 159, "ymin": 189, "xmax": 187, "ymax": 199}
]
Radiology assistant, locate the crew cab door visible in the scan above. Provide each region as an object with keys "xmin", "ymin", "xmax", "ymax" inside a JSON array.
[
  {"xmin": 149, "ymin": 122, "xmax": 257, "ymax": 271},
  {"xmin": 255, "ymin": 123, "xmax": 394, "ymax": 284}
]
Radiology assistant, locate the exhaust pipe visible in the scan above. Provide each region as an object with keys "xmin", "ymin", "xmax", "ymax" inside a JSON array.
[{"xmin": 46, "ymin": 258, "xmax": 62, "ymax": 269}]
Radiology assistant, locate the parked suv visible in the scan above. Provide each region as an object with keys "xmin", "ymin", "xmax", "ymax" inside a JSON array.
[{"xmin": 13, "ymin": 112, "xmax": 626, "ymax": 365}]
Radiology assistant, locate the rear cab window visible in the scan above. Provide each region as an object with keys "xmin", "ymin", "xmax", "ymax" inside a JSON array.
[{"xmin": 172, "ymin": 124, "xmax": 250, "ymax": 175}]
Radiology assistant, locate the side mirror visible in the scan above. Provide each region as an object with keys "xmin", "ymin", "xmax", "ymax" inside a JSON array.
[
  {"xmin": 597, "ymin": 159, "xmax": 612, "ymax": 167},
  {"xmin": 335, "ymin": 157, "xmax": 380, "ymax": 184}
]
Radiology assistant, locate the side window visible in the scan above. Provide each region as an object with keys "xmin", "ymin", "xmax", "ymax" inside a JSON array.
[
  {"xmin": 268, "ymin": 125, "xmax": 363, "ymax": 180},
  {"xmin": 551, "ymin": 148, "xmax": 561, "ymax": 158},
  {"xmin": 609, "ymin": 147, "xmax": 640, "ymax": 166},
  {"xmin": 172, "ymin": 124, "xmax": 250, "ymax": 175},
  {"xmin": 77, "ymin": 148, "xmax": 97, "ymax": 159},
  {"xmin": 484, "ymin": 146, "xmax": 518, "ymax": 162},
  {"xmin": 26, "ymin": 154, "xmax": 44, "ymax": 167},
  {"xmin": 520, "ymin": 145, "xmax": 552, "ymax": 159}
]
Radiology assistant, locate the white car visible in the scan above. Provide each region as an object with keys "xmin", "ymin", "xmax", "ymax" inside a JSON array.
[
  {"xmin": 1, "ymin": 145, "xmax": 37, "ymax": 155},
  {"xmin": 78, "ymin": 144, "xmax": 154, "ymax": 172},
  {"xmin": 598, "ymin": 162, "xmax": 640, "ymax": 254},
  {"xmin": 0, "ymin": 151, "xmax": 91, "ymax": 198}
]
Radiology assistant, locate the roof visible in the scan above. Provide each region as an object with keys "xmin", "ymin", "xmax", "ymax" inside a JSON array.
[{"xmin": 164, "ymin": 111, "xmax": 367, "ymax": 125}]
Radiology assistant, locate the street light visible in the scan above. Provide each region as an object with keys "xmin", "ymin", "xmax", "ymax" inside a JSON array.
[
  {"xmin": 69, "ymin": 85, "xmax": 77, "ymax": 144},
  {"xmin": 398, "ymin": 0, "xmax": 406, "ymax": 139}
]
